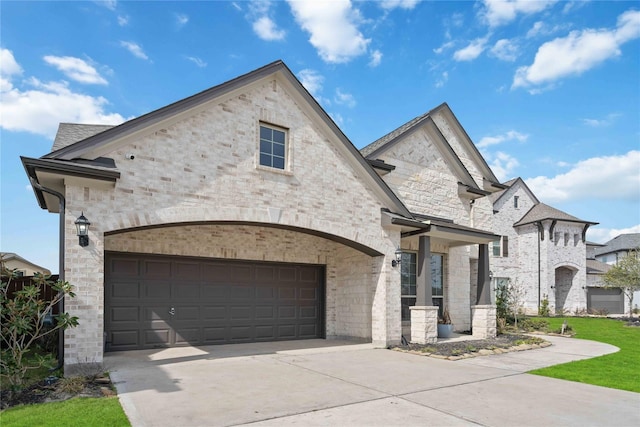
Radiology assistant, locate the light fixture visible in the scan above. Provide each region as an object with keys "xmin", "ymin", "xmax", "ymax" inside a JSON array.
[
  {"xmin": 391, "ymin": 247, "xmax": 402, "ymax": 267},
  {"xmin": 489, "ymin": 270, "xmax": 494, "ymax": 280},
  {"xmin": 75, "ymin": 212, "xmax": 91, "ymax": 247}
]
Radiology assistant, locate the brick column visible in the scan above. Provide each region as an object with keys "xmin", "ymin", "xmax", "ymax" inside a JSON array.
[
  {"xmin": 410, "ymin": 306, "xmax": 438, "ymax": 344},
  {"xmin": 472, "ymin": 305, "xmax": 497, "ymax": 339}
]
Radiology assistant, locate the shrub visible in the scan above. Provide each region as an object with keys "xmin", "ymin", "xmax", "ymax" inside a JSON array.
[
  {"xmin": 538, "ymin": 294, "xmax": 550, "ymax": 317},
  {"xmin": 519, "ymin": 317, "xmax": 549, "ymax": 332},
  {"xmin": 1, "ymin": 259, "xmax": 79, "ymax": 392}
]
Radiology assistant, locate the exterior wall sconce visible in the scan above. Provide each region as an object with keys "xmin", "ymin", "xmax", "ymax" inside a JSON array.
[
  {"xmin": 391, "ymin": 247, "xmax": 402, "ymax": 267},
  {"xmin": 74, "ymin": 212, "xmax": 91, "ymax": 247}
]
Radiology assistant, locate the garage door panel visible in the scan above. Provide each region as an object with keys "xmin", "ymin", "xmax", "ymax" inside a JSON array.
[
  {"xmin": 106, "ymin": 252, "xmax": 324, "ymax": 351},
  {"xmin": 111, "ymin": 330, "xmax": 139, "ymax": 348},
  {"xmin": 110, "ymin": 282, "xmax": 140, "ymax": 298},
  {"xmin": 110, "ymin": 306, "xmax": 140, "ymax": 322},
  {"xmin": 143, "ymin": 282, "xmax": 171, "ymax": 298},
  {"xmin": 175, "ymin": 283, "xmax": 200, "ymax": 299},
  {"xmin": 110, "ymin": 258, "xmax": 139, "ymax": 277},
  {"xmin": 202, "ymin": 284, "xmax": 228, "ymax": 298},
  {"xmin": 144, "ymin": 329, "xmax": 170, "ymax": 345},
  {"xmin": 587, "ymin": 288, "xmax": 623, "ymax": 314},
  {"xmin": 202, "ymin": 306, "xmax": 227, "ymax": 320},
  {"xmin": 175, "ymin": 262, "xmax": 200, "ymax": 279},
  {"xmin": 143, "ymin": 260, "xmax": 171, "ymax": 278}
]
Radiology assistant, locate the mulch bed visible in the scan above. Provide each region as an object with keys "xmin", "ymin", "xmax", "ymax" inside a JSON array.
[
  {"xmin": 1, "ymin": 375, "xmax": 115, "ymax": 410},
  {"xmin": 391, "ymin": 333, "xmax": 551, "ymax": 360}
]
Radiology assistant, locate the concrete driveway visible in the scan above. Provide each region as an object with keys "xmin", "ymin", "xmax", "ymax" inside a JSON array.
[{"xmin": 106, "ymin": 337, "xmax": 640, "ymax": 427}]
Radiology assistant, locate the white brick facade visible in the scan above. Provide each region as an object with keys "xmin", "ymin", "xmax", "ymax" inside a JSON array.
[{"xmin": 26, "ymin": 64, "xmax": 503, "ymax": 368}]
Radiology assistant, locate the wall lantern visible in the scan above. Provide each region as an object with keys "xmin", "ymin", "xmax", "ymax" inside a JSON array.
[
  {"xmin": 74, "ymin": 212, "xmax": 91, "ymax": 247},
  {"xmin": 391, "ymin": 247, "xmax": 403, "ymax": 267},
  {"xmin": 489, "ymin": 270, "xmax": 494, "ymax": 280}
]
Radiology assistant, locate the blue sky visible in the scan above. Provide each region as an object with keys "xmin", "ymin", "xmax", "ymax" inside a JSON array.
[{"xmin": 1, "ymin": 0, "xmax": 639, "ymax": 273}]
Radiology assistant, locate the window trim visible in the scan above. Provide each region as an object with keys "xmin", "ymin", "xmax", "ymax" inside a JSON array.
[
  {"xmin": 258, "ymin": 123, "xmax": 289, "ymax": 172},
  {"xmin": 492, "ymin": 236, "xmax": 509, "ymax": 257}
]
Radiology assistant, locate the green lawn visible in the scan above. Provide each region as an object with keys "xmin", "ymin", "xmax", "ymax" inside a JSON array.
[
  {"xmin": 0, "ymin": 397, "xmax": 130, "ymax": 427},
  {"xmin": 529, "ymin": 317, "xmax": 640, "ymax": 392}
]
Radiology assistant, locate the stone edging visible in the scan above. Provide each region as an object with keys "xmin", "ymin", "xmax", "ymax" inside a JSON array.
[{"xmin": 393, "ymin": 340, "xmax": 553, "ymax": 361}]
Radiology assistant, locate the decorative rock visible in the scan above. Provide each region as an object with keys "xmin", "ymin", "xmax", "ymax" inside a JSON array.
[
  {"xmin": 95, "ymin": 377, "xmax": 111, "ymax": 384},
  {"xmin": 101, "ymin": 387, "xmax": 116, "ymax": 397},
  {"xmin": 478, "ymin": 349, "xmax": 494, "ymax": 356}
]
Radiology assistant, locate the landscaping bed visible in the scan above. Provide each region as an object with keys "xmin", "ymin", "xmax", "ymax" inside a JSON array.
[
  {"xmin": 391, "ymin": 334, "xmax": 550, "ymax": 360},
  {"xmin": 1, "ymin": 374, "xmax": 115, "ymax": 410}
]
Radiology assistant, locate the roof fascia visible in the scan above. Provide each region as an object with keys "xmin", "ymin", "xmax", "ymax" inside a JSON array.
[
  {"xmin": 493, "ymin": 177, "xmax": 540, "ymax": 206},
  {"xmin": 361, "ymin": 113, "xmax": 482, "ymax": 193},
  {"xmin": 44, "ymin": 61, "xmax": 289, "ymax": 161},
  {"xmin": 274, "ymin": 68, "xmax": 413, "ymax": 218},
  {"xmin": 432, "ymin": 103, "xmax": 503, "ymax": 191},
  {"xmin": 515, "ymin": 217, "xmax": 599, "ymax": 227}
]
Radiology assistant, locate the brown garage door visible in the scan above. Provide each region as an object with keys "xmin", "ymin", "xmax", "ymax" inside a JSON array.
[
  {"xmin": 587, "ymin": 288, "xmax": 624, "ymax": 314},
  {"xmin": 105, "ymin": 252, "xmax": 324, "ymax": 351}
]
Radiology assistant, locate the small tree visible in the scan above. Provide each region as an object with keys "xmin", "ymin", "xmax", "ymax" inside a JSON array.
[
  {"xmin": 506, "ymin": 279, "xmax": 527, "ymax": 329},
  {"xmin": 1, "ymin": 259, "xmax": 79, "ymax": 392},
  {"xmin": 603, "ymin": 248, "xmax": 640, "ymax": 318}
]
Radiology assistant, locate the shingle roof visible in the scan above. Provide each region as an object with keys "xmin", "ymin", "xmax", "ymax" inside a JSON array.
[
  {"xmin": 360, "ymin": 110, "xmax": 432, "ymax": 158},
  {"xmin": 586, "ymin": 259, "xmax": 612, "ymax": 274},
  {"xmin": 488, "ymin": 178, "xmax": 518, "ymax": 203},
  {"xmin": 514, "ymin": 202, "xmax": 596, "ymax": 226},
  {"xmin": 52, "ymin": 123, "xmax": 114, "ymax": 151},
  {"xmin": 595, "ymin": 233, "xmax": 640, "ymax": 256}
]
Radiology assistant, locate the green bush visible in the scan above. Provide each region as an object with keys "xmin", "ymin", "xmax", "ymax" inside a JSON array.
[{"xmin": 519, "ymin": 317, "xmax": 549, "ymax": 332}]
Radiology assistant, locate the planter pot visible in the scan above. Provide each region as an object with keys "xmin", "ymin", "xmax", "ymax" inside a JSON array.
[{"xmin": 437, "ymin": 324, "xmax": 454, "ymax": 338}]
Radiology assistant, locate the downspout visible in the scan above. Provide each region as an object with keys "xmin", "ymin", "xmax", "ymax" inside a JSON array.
[{"xmin": 29, "ymin": 178, "xmax": 65, "ymax": 370}]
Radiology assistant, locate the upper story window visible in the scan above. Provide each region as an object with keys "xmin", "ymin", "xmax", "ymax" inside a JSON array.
[
  {"xmin": 259, "ymin": 124, "xmax": 286, "ymax": 170},
  {"xmin": 514, "ymin": 196, "xmax": 519, "ymax": 208},
  {"xmin": 492, "ymin": 236, "xmax": 509, "ymax": 257}
]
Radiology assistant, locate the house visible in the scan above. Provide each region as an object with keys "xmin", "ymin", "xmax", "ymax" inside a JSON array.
[
  {"xmin": 594, "ymin": 233, "xmax": 640, "ymax": 313},
  {"xmin": 0, "ymin": 252, "xmax": 51, "ymax": 276},
  {"xmin": 489, "ymin": 178, "xmax": 599, "ymax": 315},
  {"xmin": 22, "ymin": 60, "xmax": 502, "ymax": 371}
]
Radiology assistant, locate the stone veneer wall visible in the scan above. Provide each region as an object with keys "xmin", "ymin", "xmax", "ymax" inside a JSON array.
[{"xmin": 61, "ymin": 76, "xmax": 400, "ymax": 367}]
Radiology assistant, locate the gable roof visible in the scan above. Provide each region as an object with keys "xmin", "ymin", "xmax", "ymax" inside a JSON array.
[
  {"xmin": 586, "ymin": 259, "xmax": 612, "ymax": 275},
  {"xmin": 52, "ymin": 123, "xmax": 115, "ymax": 151},
  {"xmin": 360, "ymin": 103, "xmax": 504, "ymax": 195},
  {"xmin": 514, "ymin": 202, "xmax": 597, "ymax": 227},
  {"xmin": 595, "ymin": 233, "xmax": 640, "ymax": 256},
  {"xmin": 27, "ymin": 60, "xmax": 413, "ymax": 218},
  {"xmin": 0, "ymin": 252, "xmax": 51, "ymax": 275},
  {"xmin": 490, "ymin": 177, "xmax": 540, "ymax": 205}
]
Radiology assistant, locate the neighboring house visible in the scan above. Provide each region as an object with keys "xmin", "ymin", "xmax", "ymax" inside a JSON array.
[
  {"xmin": 595, "ymin": 233, "xmax": 640, "ymax": 313},
  {"xmin": 489, "ymin": 178, "xmax": 599, "ymax": 315},
  {"xmin": 0, "ymin": 252, "xmax": 51, "ymax": 276},
  {"xmin": 22, "ymin": 60, "xmax": 502, "ymax": 371}
]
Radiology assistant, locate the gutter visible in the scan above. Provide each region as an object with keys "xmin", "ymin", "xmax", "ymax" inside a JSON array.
[{"xmin": 29, "ymin": 178, "xmax": 65, "ymax": 371}]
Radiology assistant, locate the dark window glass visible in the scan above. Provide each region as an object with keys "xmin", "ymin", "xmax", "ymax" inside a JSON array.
[
  {"xmin": 431, "ymin": 254, "xmax": 443, "ymax": 296},
  {"xmin": 503, "ymin": 236, "xmax": 509, "ymax": 257},
  {"xmin": 401, "ymin": 252, "xmax": 417, "ymax": 321},
  {"xmin": 259, "ymin": 125, "xmax": 286, "ymax": 169}
]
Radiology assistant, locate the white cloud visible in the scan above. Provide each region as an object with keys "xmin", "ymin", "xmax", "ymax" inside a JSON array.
[
  {"xmin": 435, "ymin": 71, "xmax": 448, "ymax": 88},
  {"xmin": 43, "ymin": 55, "xmax": 108, "ymax": 85},
  {"xmin": 0, "ymin": 48, "xmax": 23, "ymax": 77},
  {"xmin": 489, "ymin": 152, "xmax": 520, "ymax": 182},
  {"xmin": 297, "ymin": 69, "xmax": 324, "ymax": 97},
  {"xmin": 96, "ymin": 0, "xmax": 117, "ymax": 11},
  {"xmin": 175, "ymin": 13, "xmax": 189, "ymax": 28},
  {"xmin": 477, "ymin": 130, "xmax": 528, "ymax": 149},
  {"xmin": 513, "ymin": 10, "xmax": 640, "ymax": 90},
  {"xmin": 453, "ymin": 37, "xmax": 488, "ymax": 61},
  {"xmin": 117, "ymin": 15, "xmax": 129, "ymax": 26},
  {"xmin": 247, "ymin": 1, "xmax": 286, "ymax": 41},
  {"xmin": 581, "ymin": 113, "xmax": 621, "ymax": 127},
  {"xmin": 120, "ymin": 41, "xmax": 149, "ymax": 60},
  {"xmin": 334, "ymin": 88, "xmax": 356, "ymax": 108},
  {"xmin": 433, "ymin": 40, "xmax": 455, "ymax": 54},
  {"xmin": 481, "ymin": 0, "xmax": 556, "ymax": 28},
  {"xmin": 232, "ymin": 2, "xmax": 242, "ymax": 12},
  {"xmin": 526, "ymin": 151, "xmax": 640, "ymax": 203},
  {"xmin": 287, "ymin": 0, "xmax": 370, "ymax": 63},
  {"xmin": 587, "ymin": 224, "xmax": 640, "ymax": 244},
  {"xmin": 253, "ymin": 16, "xmax": 286, "ymax": 41},
  {"xmin": 489, "ymin": 39, "xmax": 519, "ymax": 61},
  {"xmin": 1, "ymin": 77, "xmax": 126, "ymax": 139},
  {"xmin": 369, "ymin": 49, "xmax": 382, "ymax": 67},
  {"xmin": 379, "ymin": 0, "xmax": 419, "ymax": 10},
  {"xmin": 185, "ymin": 56, "xmax": 207, "ymax": 68}
]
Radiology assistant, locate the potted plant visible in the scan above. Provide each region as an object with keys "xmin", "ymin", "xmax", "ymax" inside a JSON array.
[{"xmin": 437, "ymin": 308, "xmax": 453, "ymax": 338}]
